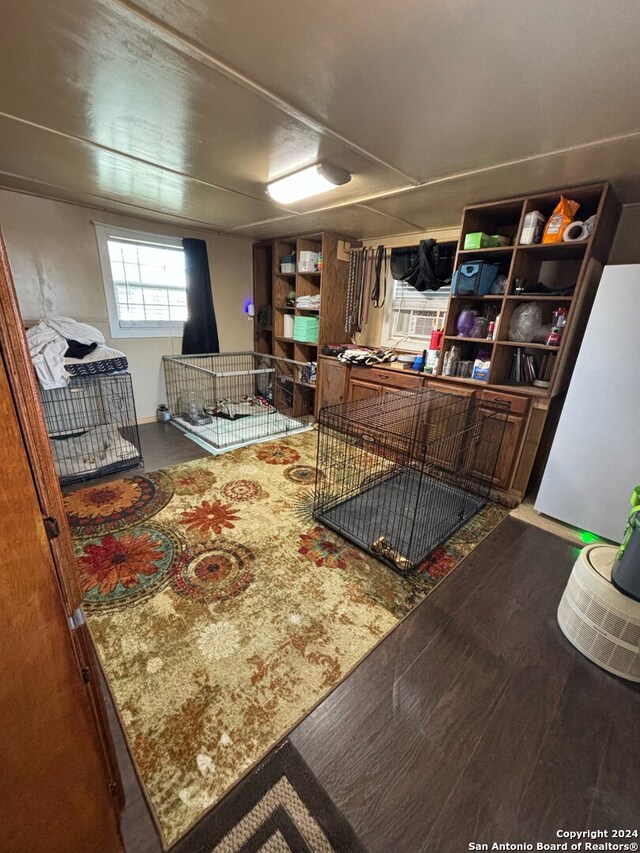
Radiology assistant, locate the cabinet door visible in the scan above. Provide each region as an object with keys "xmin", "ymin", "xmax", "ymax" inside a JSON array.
[
  {"xmin": 0, "ymin": 357, "xmax": 122, "ymax": 853},
  {"xmin": 348, "ymin": 378, "xmax": 384, "ymax": 402},
  {"xmin": 317, "ymin": 358, "xmax": 348, "ymax": 411},
  {"xmin": 418, "ymin": 388, "xmax": 475, "ymax": 472},
  {"xmin": 468, "ymin": 407, "xmax": 526, "ymax": 491}
]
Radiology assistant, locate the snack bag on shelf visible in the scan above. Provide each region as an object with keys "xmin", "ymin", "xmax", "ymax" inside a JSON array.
[{"xmin": 542, "ymin": 196, "xmax": 580, "ymax": 243}]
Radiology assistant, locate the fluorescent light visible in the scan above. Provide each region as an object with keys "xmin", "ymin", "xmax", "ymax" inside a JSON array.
[{"xmin": 267, "ymin": 162, "xmax": 351, "ymax": 204}]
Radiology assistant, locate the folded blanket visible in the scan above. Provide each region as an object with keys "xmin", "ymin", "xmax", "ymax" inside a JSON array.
[{"xmin": 27, "ymin": 317, "xmax": 105, "ymax": 389}]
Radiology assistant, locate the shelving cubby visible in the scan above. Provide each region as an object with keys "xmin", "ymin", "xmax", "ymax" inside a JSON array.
[
  {"xmin": 252, "ymin": 231, "xmax": 359, "ymax": 417},
  {"xmin": 436, "ymin": 182, "xmax": 620, "ymax": 397}
]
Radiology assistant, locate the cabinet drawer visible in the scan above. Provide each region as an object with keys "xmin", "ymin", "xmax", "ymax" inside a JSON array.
[
  {"xmin": 426, "ymin": 380, "xmax": 476, "ymax": 398},
  {"xmin": 350, "ymin": 366, "xmax": 422, "ymax": 389},
  {"xmin": 480, "ymin": 389, "xmax": 529, "ymax": 416}
]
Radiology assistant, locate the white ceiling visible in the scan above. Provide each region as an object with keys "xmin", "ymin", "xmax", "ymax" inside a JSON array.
[{"xmin": 1, "ymin": 0, "xmax": 639, "ymax": 239}]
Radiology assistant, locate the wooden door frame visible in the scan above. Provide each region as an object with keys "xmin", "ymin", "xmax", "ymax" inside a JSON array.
[{"xmin": 0, "ymin": 230, "xmax": 124, "ymax": 810}]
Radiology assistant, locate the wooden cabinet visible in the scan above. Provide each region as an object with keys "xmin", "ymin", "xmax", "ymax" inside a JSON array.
[
  {"xmin": 252, "ymin": 232, "xmax": 359, "ymax": 419},
  {"xmin": 346, "ymin": 365, "xmax": 423, "ymax": 402},
  {"xmin": 424, "ymin": 379, "xmax": 475, "ymax": 399},
  {"xmin": 340, "ymin": 366, "xmax": 534, "ymax": 500},
  {"xmin": 349, "ymin": 378, "xmax": 385, "ymax": 402},
  {"xmin": 469, "ymin": 408, "xmax": 527, "ymax": 491},
  {"xmin": 432, "ymin": 182, "xmax": 620, "ymax": 498},
  {"xmin": 317, "ymin": 357, "xmax": 348, "ymax": 411},
  {"xmin": 0, "ymin": 233, "xmax": 123, "ymax": 852}
]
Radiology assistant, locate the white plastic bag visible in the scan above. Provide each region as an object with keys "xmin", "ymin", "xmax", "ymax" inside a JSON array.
[{"xmin": 508, "ymin": 303, "xmax": 542, "ymax": 343}]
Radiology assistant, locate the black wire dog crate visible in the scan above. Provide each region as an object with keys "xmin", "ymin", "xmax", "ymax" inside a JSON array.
[
  {"xmin": 313, "ymin": 388, "xmax": 509, "ymax": 573},
  {"xmin": 40, "ymin": 373, "xmax": 142, "ymax": 485},
  {"xmin": 163, "ymin": 352, "xmax": 314, "ymax": 453}
]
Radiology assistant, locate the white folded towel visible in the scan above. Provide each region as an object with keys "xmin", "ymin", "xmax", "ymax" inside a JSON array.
[{"xmin": 26, "ymin": 317, "xmax": 106, "ymax": 389}]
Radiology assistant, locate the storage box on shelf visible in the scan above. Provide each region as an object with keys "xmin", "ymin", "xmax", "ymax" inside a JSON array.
[{"xmin": 252, "ymin": 232, "xmax": 360, "ymax": 417}]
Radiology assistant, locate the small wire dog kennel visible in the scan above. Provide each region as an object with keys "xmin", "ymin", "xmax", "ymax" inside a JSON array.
[
  {"xmin": 313, "ymin": 387, "xmax": 509, "ymax": 573},
  {"xmin": 40, "ymin": 373, "xmax": 142, "ymax": 485},
  {"xmin": 163, "ymin": 352, "xmax": 314, "ymax": 453}
]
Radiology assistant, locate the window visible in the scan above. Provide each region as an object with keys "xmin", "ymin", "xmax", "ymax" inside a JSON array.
[
  {"xmin": 380, "ymin": 276, "xmax": 449, "ymax": 352},
  {"xmin": 95, "ymin": 224, "xmax": 187, "ymax": 338}
]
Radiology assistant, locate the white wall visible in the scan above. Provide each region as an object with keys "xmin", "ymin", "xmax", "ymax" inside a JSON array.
[{"xmin": 0, "ymin": 190, "xmax": 254, "ymax": 419}]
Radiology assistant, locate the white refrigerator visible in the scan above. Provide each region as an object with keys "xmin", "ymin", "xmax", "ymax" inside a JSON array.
[{"xmin": 535, "ymin": 264, "xmax": 640, "ymax": 543}]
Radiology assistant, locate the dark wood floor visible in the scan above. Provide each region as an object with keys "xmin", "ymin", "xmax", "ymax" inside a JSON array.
[{"xmin": 91, "ymin": 425, "xmax": 639, "ymax": 853}]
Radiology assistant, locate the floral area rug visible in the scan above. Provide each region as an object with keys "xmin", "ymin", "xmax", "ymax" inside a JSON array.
[{"xmin": 65, "ymin": 431, "xmax": 507, "ymax": 848}]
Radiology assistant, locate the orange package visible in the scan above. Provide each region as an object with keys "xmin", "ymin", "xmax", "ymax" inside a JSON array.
[{"xmin": 542, "ymin": 196, "xmax": 580, "ymax": 243}]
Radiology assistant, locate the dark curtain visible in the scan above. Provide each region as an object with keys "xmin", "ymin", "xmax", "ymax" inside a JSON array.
[
  {"xmin": 390, "ymin": 239, "xmax": 457, "ymax": 292},
  {"xmin": 181, "ymin": 238, "xmax": 220, "ymax": 355}
]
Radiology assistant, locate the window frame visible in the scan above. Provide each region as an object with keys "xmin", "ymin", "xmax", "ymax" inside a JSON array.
[
  {"xmin": 380, "ymin": 271, "xmax": 449, "ymax": 353},
  {"xmin": 95, "ymin": 223, "xmax": 187, "ymax": 339}
]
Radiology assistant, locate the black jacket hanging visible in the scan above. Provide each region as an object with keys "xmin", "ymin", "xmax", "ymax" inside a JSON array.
[
  {"xmin": 181, "ymin": 238, "xmax": 220, "ymax": 355},
  {"xmin": 390, "ymin": 239, "xmax": 456, "ymax": 292}
]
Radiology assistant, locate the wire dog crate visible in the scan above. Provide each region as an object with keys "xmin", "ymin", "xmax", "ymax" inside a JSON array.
[
  {"xmin": 163, "ymin": 352, "xmax": 314, "ymax": 453},
  {"xmin": 40, "ymin": 373, "xmax": 142, "ymax": 485},
  {"xmin": 313, "ymin": 388, "xmax": 509, "ymax": 573}
]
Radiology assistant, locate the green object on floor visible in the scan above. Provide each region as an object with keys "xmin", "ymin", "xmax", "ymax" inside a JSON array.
[{"xmin": 579, "ymin": 530, "xmax": 603, "ymax": 545}]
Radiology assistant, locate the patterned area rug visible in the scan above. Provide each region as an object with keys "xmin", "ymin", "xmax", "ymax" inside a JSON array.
[
  {"xmin": 170, "ymin": 740, "xmax": 366, "ymax": 853},
  {"xmin": 65, "ymin": 431, "xmax": 506, "ymax": 848}
]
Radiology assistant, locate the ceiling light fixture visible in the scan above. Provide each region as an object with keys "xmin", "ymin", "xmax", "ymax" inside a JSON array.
[{"xmin": 266, "ymin": 162, "xmax": 352, "ymax": 204}]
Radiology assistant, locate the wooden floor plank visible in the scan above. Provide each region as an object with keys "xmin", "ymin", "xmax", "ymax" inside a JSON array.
[
  {"xmin": 512, "ymin": 657, "xmax": 614, "ymax": 841},
  {"xmin": 422, "ymin": 628, "xmax": 574, "ymax": 850},
  {"xmin": 588, "ymin": 677, "xmax": 640, "ymax": 830}
]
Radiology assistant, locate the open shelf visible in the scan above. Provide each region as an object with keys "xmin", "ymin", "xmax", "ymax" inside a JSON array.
[
  {"xmin": 505, "ymin": 294, "xmax": 573, "ymax": 301},
  {"xmin": 515, "ymin": 242, "xmax": 588, "ymax": 261},
  {"xmin": 449, "ymin": 294, "xmax": 504, "ymax": 301},
  {"xmin": 435, "ymin": 181, "xmax": 620, "ymax": 402},
  {"xmin": 433, "ymin": 374, "xmax": 490, "ymax": 388},
  {"xmin": 444, "ymin": 336, "xmax": 495, "ymax": 344},
  {"xmin": 490, "ymin": 382, "xmax": 549, "ymax": 398},
  {"xmin": 495, "ymin": 340, "xmax": 560, "ymax": 351},
  {"xmin": 458, "ymin": 246, "xmax": 514, "ymax": 260}
]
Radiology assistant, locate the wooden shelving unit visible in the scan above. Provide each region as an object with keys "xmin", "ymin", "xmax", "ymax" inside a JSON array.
[
  {"xmin": 437, "ymin": 182, "xmax": 621, "ymax": 398},
  {"xmin": 252, "ymin": 231, "xmax": 359, "ymax": 415}
]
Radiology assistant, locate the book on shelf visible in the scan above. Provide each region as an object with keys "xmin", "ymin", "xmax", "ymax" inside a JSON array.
[
  {"xmin": 509, "ymin": 347, "xmax": 557, "ymax": 385},
  {"xmin": 509, "ymin": 348, "xmax": 536, "ymax": 384}
]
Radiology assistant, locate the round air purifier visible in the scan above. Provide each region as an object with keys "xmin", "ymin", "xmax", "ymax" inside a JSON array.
[{"xmin": 557, "ymin": 544, "xmax": 640, "ymax": 682}]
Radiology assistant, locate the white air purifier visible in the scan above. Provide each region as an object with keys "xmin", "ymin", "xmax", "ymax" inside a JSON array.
[{"xmin": 557, "ymin": 545, "xmax": 640, "ymax": 682}]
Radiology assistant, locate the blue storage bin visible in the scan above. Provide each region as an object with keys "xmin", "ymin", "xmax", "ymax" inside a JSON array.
[{"xmin": 452, "ymin": 261, "xmax": 500, "ymax": 296}]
